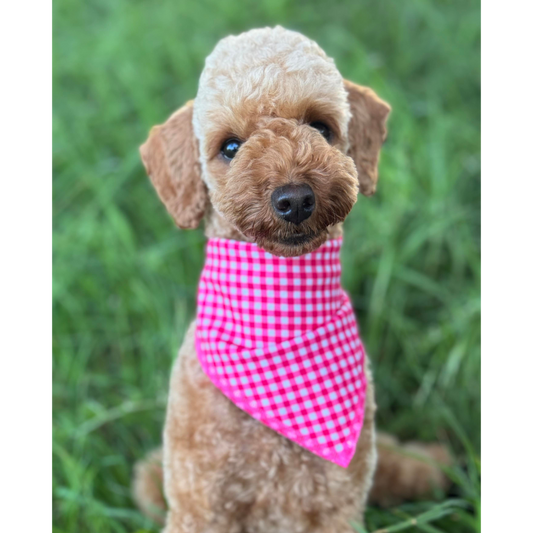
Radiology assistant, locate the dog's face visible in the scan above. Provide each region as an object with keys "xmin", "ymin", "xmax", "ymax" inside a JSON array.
[{"xmin": 141, "ymin": 27, "xmax": 390, "ymax": 257}]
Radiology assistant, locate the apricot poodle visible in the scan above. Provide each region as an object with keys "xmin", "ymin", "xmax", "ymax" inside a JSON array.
[{"xmin": 134, "ymin": 26, "xmax": 450, "ymax": 532}]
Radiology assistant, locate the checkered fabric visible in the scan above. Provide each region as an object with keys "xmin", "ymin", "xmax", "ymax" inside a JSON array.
[{"xmin": 195, "ymin": 237, "xmax": 367, "ymax": 467}]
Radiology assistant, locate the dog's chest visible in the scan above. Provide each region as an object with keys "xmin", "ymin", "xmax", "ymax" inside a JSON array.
[{"xmin": 174, "ymin": 342, "xmax": 374, "ymax": 527}]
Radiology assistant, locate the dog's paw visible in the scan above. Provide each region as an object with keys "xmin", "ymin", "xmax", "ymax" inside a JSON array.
[{"xmin": 369, "ymin": 433, "xmax": 453, "ymax": 507}]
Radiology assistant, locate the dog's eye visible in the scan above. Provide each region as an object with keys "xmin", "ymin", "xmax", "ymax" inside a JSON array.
[
  {"xmin": 310, "ymin": 122, "xmax": 332, "ymax": 142},
  {"xmin": 221, "ymin": 139, "xmax": 242, "ymax": 160}
]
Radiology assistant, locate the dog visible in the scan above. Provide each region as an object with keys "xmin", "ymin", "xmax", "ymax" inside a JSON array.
[{"xmin": 134, "ymin": 26, "xmax": 450, "ymax": 532}]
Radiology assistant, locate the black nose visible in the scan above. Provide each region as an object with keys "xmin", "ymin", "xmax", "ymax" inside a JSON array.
[{"xmin": 271, "ymin": 184, "xmax": 315, "ymax": 225}]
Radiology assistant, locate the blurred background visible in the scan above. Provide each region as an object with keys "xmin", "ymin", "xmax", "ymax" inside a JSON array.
[{"xmin": 53, "ymin": 1, "xmax": 480, "ymax": 531}]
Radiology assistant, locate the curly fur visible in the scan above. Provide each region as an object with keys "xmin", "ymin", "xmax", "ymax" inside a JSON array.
[{"xmin": 136, "ymin": 26, "xmax": 450, "ymax": 532}]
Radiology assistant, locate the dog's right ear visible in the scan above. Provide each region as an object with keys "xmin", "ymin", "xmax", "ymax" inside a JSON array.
[{"xmin": 140, "ymin": 101, "xmax": 207, "ymax": 229}]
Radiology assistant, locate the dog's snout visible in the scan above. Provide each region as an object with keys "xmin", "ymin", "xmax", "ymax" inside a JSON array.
[{"xmin": 271, "ymin": 184, "xmax": 315, "ymax": 225}]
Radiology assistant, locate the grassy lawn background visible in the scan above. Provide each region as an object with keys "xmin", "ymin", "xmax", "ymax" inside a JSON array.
[{"xmin": 53, "ymin": 1, "xmax": 480, "ymax": 531}]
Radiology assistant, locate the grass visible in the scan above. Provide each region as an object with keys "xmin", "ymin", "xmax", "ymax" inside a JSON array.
[{"xmin": 53, "ymin": 0, "xmax": 480, "ymax": 531}]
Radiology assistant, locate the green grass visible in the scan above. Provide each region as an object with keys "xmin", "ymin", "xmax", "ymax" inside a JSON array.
[{"xmin": 53, "ymin": 0, "xmax": 480, "ymax": 531}]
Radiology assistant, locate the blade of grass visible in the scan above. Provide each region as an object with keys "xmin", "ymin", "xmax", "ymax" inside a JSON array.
[{"xmin": 371, "ymin": 499, "xmax": 469, "ymax": 533}]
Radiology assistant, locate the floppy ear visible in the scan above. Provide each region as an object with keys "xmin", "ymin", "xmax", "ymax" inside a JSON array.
[
  {"xmin": 140, "ymin": 101, "xmax": 207, "ymax": 229},
  {"xmin": 344, "ymin": 80, "xmax": 391, "ymax": 196}
]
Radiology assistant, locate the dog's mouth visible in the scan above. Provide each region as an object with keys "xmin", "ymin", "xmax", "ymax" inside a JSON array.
[
  {"xmin": 278, "ymin": 231, "xmax": 317, "ymax": 246},
  {"xmin": 254, "ymin": 229, "xmax": 329, "ymax": 257}
]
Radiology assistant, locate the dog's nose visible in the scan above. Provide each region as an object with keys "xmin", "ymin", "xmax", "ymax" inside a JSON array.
[{"xmin": 271, "ymin": 184, "xmax": 315, "ymax": 225}]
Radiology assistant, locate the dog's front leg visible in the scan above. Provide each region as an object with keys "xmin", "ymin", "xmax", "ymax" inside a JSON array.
[{"xmin": 162, "ymin": 323, "xmax": 252, "ymax": 533}]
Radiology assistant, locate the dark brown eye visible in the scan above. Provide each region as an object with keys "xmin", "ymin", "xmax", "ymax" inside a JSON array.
[
  {"xmin": 310, "ymin": 122, "xmax": 332, "ymax": 142},
  {"xmin": 221, "ymin": 138, "xmax": 242, "ymax": 160}
]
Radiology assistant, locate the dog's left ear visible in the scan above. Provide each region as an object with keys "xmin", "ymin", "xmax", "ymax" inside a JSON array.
[
  {"xmin": 344, "ymin": 80, "xmax": 391, "ymax": 196},
  {"xmin": 140, "ymin": 101, "xmax": 207, "ymax": 229}
]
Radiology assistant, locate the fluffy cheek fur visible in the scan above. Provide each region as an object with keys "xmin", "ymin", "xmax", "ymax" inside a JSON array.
[{"xmin": 209, "ymin": 118, "xmax": 359, "ymax": 257}]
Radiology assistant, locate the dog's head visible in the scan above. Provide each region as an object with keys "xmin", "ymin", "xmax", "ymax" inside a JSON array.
[{"xmin": 141, "ymin": 27, "xmax": 390, "ymax": 256}]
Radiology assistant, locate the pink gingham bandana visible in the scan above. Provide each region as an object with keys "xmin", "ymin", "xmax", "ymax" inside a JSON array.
[{"xmin": 195, "ymin": 237, "xmax": 367, "ymax": 467}]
